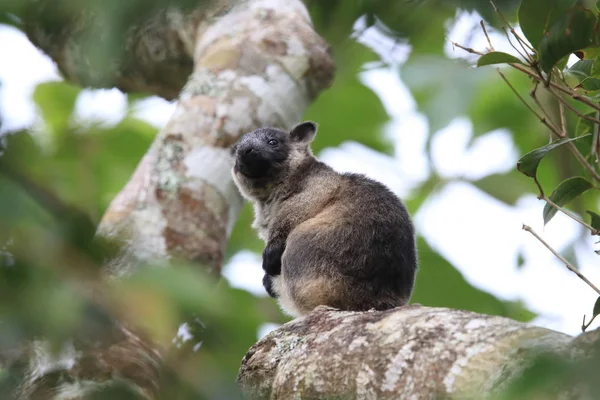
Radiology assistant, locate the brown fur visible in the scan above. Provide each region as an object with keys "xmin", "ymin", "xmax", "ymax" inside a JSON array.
[{"xmin": 231, "ymin": 122, "xmax": 418, "ymax": 317}]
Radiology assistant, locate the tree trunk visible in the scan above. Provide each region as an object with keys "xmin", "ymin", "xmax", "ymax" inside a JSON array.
[
  {"xmin": 13, "ymin": 1, "xmax": 334, "ymax": 398},
  {"xmin": 238, "ymin": 305, "xmax": 599, "ymax": 399}
]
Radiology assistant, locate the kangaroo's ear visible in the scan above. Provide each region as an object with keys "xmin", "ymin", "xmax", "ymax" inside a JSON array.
[{"xmin": 289, "ymin": 121, "xmax": 317, "ymax": 143}]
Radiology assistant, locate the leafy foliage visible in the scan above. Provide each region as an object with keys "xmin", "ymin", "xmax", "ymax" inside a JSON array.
[
  {"xmin": 304, "ymin": 40, "xmax": 391, "ymax": 154},
  {"xmin": 587, "ymin": 210, "xmax": 600, "ymax": 230},
  {"xmin": 477, "ymin": 51, "xmax": 523, "ymax": 66},
  {"xmin": 516, "ymin": 135, "xmax": 591, "ymax": 178},
  {"xmin": 542, "ymin": 176, "xmax": 594, "ymax": 224},
  {"xmin": 0, "ymin": 130, "xmax": 263, "ymax": 399}
]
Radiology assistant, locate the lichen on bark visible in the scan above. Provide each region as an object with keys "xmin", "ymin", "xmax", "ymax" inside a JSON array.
[
  {"xmin": 238, "ymin": 305, "xmax": 596, "ymax": 400},
  {"xmin": 98, "ymin": 0, "xmax": 334, "ymax": 276}
]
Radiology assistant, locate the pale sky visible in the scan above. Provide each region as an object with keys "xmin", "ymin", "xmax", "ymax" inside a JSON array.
[{"xmin": 1, "ymin": 10, "xmax": 599, "ymax": 338}]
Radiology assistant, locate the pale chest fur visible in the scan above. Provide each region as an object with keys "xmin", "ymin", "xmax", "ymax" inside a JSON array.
[{"xmin": 251, "ymin": 202, "xmax": 277, "ymax": 242}]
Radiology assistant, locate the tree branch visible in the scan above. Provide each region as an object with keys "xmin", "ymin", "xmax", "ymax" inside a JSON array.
[
  {"xmin": 522, "ymin": 224, "xmax": 600, "ymax": 296},
  {"xmin": 238, "ymin": 305, "xmax": 596, "ymax": 399}
]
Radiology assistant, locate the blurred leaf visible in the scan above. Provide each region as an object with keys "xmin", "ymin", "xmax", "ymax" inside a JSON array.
[
  {"xmin": 569, "ymin": 53, "xmax": 600, "ymax": 90},
  {"xmin": 469, "ymin": 67, "xmax": 540, "ymax": 144},
  {"xmin": 499, "ymin": 352, "xmax": 576, "ymax": 399},
  {"xmin": 477, "ymin": 51, "xmax": 523, "ymax": 66},
  {"xmin": 32, "ymin": 81, "xmax": 81, "ymax": 137},
  {"xmin": 580, "ymin": 76, "xmax": 600, "ymax": 90},
  {"xmin": 304, "ymin": 40, "xmax": 390, "ymax": 153},
  {"xmin": 587, "ymin": 210, "xmax": 600, "ymax": 230},
  {"xmin": 538, "ymin": 7, "xmax": 600, "ymax": 72},
  {"xmin": 226, "ymin": 203, "xmax": 264, "ymax": 260},
  {"xmin": 0, "ymin": 12, "xmax": 21, "ymax": 27},
  {"xmin": 565, "ymin": 59, "xmax": 598, "ymax": 89},
  {"xmin": 402, "ymin": 55, "xmax": 490, "ymax": 134},
  {"xmin": 556, "ymin": 54, "xmax": 571, "ymax": 71},
  {"xmin": 593, "ymin": 295, "xmax": 600, "ymax": 318},
  {"xmin": 518, "ymin": 0, "xmax": 578, "ymax": 49},
  {"xmin": 516, "ymin": 135, "xmax": 591, "ymax": 178},
  {"xmin": 472, "ymin": 173, "xmax": 533, "ymax": 205},
  {"xmin": 575, "ymin": 112, "xmax": 597, "ymax": 137},
  {"xmin": 543, "ymin": 176, "xmax": 594, "ymax": 224},
  {"xmin": 0, "ymin": 113, "xmax": 154, "ymax": 219},
  {"xmin": 90, "ymin": 117, "xmax": 155, "ymax": 210},
  {"xmin": 411, "ymin": 238, "xmax": 536, "ymax": 322},
  {"xmin": 569, "ymin": 57, "xmax": 600, "ymax": 77},
  {"xmin": 308, "ymin": 1, "xmax": 458, "ymax": 54},
  {"xmin": 516, "ymin": 250, "xmax": 526, "ymax": 269},
  {"xmin": 89, "ymin": 381, "xmax": 146, "ymax": 400}
]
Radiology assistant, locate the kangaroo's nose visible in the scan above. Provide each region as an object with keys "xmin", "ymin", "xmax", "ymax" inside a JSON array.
[{"xmin": 244, "ymin": 147, "xmax": 253, "ymax": 155}]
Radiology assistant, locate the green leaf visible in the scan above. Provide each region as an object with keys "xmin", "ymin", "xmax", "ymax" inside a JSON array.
[
  {"xmin": 543, "ymin": 176, "xmax": 594, "ymax": 224},
  {"xmin": 304, "ymin": 40, "xmax": 391, "ymax": 153},
  {"xmin": 32, "ymin": 81, "xmax": 81, "ymax": 136},
  {"xmin": 226, "ymin": 203, "xmax": 264, "ymax": 260},
  {"xmin": 580, "ymin": 76, "xmax": 600, "ymax": 90},
  {"xmin": 576, "ymin": 112, "xmax": 597, "ymax": 136},
  {"xmin": 477, "ymin": 51, "xmax": 523, "ymax": 66},
  {"xmin": 516, "ymin": 135, "xmax": 591, "ymax": 178},
  {"xmin": 578, "ymin": 46, "xmax": 600, "ymax": 59},
  {"xmin": 538, "ymin": 7, "xmax": 600, "ymax": 72},
  {"xmin": 473, "ymin": 173, "xmax": 533, "ymax": 205},
  {"xmin": 555, "ymin": 54, "xmax": 571, "ymax": 71},
  {"xmin": 517, "ymin": 250, "xmax": 526, "ymax": 269},
  {"xmin": 593, "ymin": 295, "xmax": 600, "ymax": 317},
  {"xmin": 586, "ymin": 210, "xmax": 600, "ymax": 231},
  {"xmin": 567, "ymin": 59, "xmax": 595, "ymax": 80},
  {"xmin": 468, "ymin": 67, "xmax": 540, "ymax": 143},
  {"xmin": 580, "ymin": 88, "xmax": 600, "ymax": 100},
  {"xmin": 402, "ymin": 55, "xmax": 490, "ymax": 134},
  {"xmin": 518, "ymin": 0, "xmax": 578, "ymax": 49},
  {"xmin": 567, "ymin": 58, "xmax": 600, "ymax": 89}
]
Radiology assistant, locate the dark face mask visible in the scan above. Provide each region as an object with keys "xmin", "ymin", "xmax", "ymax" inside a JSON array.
[{"xmin": 234, "ymin": 130, "xmax": 289, "ymax": 179}]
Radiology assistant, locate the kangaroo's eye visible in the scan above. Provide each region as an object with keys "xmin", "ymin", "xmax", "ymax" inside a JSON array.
[{"xmin": 268, "ymin": 139, "xmax": 278, "ymax": 146}]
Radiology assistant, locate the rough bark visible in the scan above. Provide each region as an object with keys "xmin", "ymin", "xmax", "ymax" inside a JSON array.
[
  {"xmin": 13, "ymin": 1, "xmax": 334, "ymax": 398},
  {"xmin": 96, "ymin": 0, "xmax": 334, "ymax": 276},
  {"xmin": 238, "ymin": 305, "xmax": 598, "ymax": 400}
]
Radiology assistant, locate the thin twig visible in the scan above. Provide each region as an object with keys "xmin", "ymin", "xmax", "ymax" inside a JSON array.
[
  {"xmin": 480, "ymin": 20, "xmax": 494, "ymax": 51},
  {"xmin": 593, "ymin": 110, "xmax": 600, "ymax": 164},
  {"xmin": 533, "ymin": 177, "xmax": 545, "ymax": 198},
  {"xmin": 582, "ymin": 314, "xmax": 597, "ymax": 332},
  {"xmin": 505, "ymin": 65, "xmax": 600, "ymax": 182},
  {"xmin": 530, "ymin": 83, "xmax": 563, "ymax": 135},
  {"xmin": 501, "ymin": 26, "xmax": 532, "ymax": 63},
  {"xmin": 567, "ymin": 141, "xmax": 600, "ymax": 183},
  {"xmin": 510, "ymin": 63, "xmax": 600, "ymax": 113},
  {"xmin": 497, "ymin": 69, "xmax": 562, "ymax": 138},
  {"xmin": 455, "ymin": 38, "xmax": 600, "ymax": 115},
  {"xmin": 543, "ymin": 196, "xmax": 600, "ymax": 235},
  {"xmin": 453, "ymin": 41, "xmax": 600, "ymax": 183},
  {"xmin": 523, "ymin": 224, "xmax": 600, "ymax": 296},
  {"xmin": 495, "ymin": 70, "xmax": 600, "ymax": 187},
  {"xmin": 548, "ymin": 87, "xmax": 600, "ymax": 125},
  {"xmin": 452, "ymin": 42, "xmax": 484, "ymax": 56},
  {"xmin": 490, "ymin": 0, "xmax": 535, "ymax": 54},
  {"xmin": 559, "ymin": 102, "xmax": 567, "ymax": 136}
]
